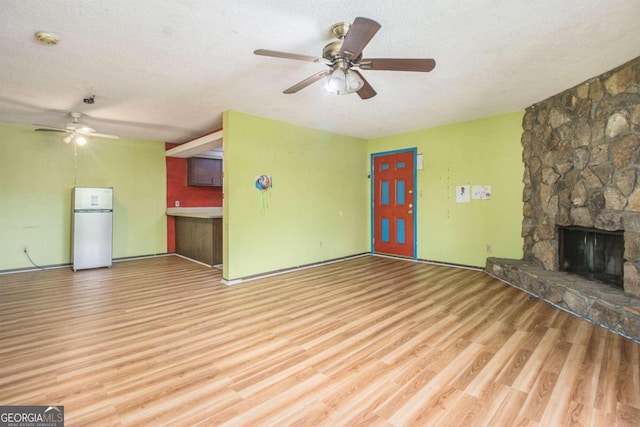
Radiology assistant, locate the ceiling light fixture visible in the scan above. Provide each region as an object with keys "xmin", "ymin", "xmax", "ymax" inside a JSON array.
[
  {"xmin": 34, "ymin": 31, "xmax": 60, "ymax": 45},
  {"xmin": 324, "ymin": 62, "xmax": 363, "ymax": 95},
  {"xmin": 62, "ymin": 131, "xmax": 88, "ymax": 146}
]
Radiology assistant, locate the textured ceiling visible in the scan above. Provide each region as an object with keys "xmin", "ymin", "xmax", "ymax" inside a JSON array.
[{"xmin": 0, "ymin": 0, "xmax": 639, "ymax": 143}]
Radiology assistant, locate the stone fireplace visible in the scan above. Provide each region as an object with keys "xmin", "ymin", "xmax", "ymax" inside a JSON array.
[
  {"xmin": 520, "ymin": 56, "xmax": 640, "ymax": 297},
  {"xmin": 487, "ymin": 55, "xmax": 640, "ymax": 341}
]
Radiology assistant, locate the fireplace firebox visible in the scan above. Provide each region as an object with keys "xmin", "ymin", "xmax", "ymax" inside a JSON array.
[{"xmin": 559, "ymin": 226, "xmax": 624, "ymax": 287}]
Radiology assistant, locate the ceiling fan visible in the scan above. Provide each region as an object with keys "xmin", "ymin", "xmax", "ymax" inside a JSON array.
[
  {"xmin": 254, "ymin": 17, "xmax": 436, "ymax": 99},
  {"xmin": 34, "ymin": 112, "xmax": 119, "ymax": 145}
]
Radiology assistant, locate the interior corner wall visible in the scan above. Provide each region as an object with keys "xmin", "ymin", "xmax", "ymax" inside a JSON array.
[
  {"xmin": 367, "ymin": 111, "xmax": 525, "ymax": 267},
  {"xmin": 222, "ymin": 110, "xmax": 368, "ymax": 281},
  {"xmin": 0, "ymin": 123, "xmax": 167, "ymax": 271}
]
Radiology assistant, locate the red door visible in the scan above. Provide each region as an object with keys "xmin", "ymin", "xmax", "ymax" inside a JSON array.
[{"xmin": 372, "ymin": 151, "xmax": 415, "ymax": 258}]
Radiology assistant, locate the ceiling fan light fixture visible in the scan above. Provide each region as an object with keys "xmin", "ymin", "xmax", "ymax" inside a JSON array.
[
  {"xmin": 63, "ymin": 131, "xmax": 88, "ymax": 146},
  {"xmin": 324, "ymin": 68, "xmax": 363, "ymax": 95},
  {"xmin": 345, "ymin": 69, "xmax": 364, "ymax": 92},
  {"xmin": 324, "ymin": 69, "xmax": 346, "ymax": 95}
]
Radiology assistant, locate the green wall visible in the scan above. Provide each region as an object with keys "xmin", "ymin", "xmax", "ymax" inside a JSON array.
[
  {"xmin": 0, "ymin": 123, "xmax": 167, "ymax": 271},
  {"xmin": 1, "ymin": 110, "xmax": 524, "ymax": 275},
  {"xmin": 223, "ymin": 111, "xmax": 369, "ymax": 281},
  {"xmin": 368, "ymin": 111, "xmax": 525, "ymax": 267}
]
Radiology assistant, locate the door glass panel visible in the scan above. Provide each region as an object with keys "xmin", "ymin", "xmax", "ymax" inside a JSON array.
[
  {"xmin": 397, "ymin": 180, "xmax": 405, "ymax": 205},
  {"xmin": 397, "ymin": 162, "xmax": 405, "ymax": 169},
  {"xmin": 397, "ymin": 219, "xmax": 405, "ymax": 244},
  {"xmin": 381, "ymin": 163, "xmax": 390, "ymax": 170},
  {"xmin": 381, "ymin": 181, "xmax": 389, "ymax": 205},
  {"xmin": 381, "ymin": 218, "xmax": 390, "ymax": 242}
]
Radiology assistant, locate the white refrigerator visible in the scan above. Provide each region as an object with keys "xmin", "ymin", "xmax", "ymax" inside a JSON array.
[{"xmin": 72, "ymin": 187, "xmax": 113, "ymax": 271}]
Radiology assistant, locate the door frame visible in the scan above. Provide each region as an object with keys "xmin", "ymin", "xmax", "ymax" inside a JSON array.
[{"xmin": 370, "ymin": 147, "xmax": 418, "ymax": 259}]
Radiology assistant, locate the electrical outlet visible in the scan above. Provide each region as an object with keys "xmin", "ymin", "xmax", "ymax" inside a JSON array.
[
  {"xmin": 175, "ymin": 200, "xmax": 180, "ymax": 207},
  {"xmin": 486, "ymin": 244, "xmax": 493, "ymax": 254}
]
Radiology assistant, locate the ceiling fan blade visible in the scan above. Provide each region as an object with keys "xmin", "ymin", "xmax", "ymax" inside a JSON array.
[
  {"xmin": 283, "ymin": 70, "xmax": 331, "ymax": 94},
  {"xmin": 254, "ymin": 49, "xmax": 324, "ymax": 63},
  {"xmin": 34, "ymin": 124, "xmax": 68, "ymax": 132},
  {"xmin": 352, "ymin": 70, "xmax": 377, "ymax": 99},
  {"xmin": 35, "ymin": 128, "xmax": 67, "ymax": 133},
  {"xmin": 358, "ymin": 58, "xmax": 436, "ymax": 72},
  {"xmin": 339, "ymin": 17, "xmax": 381, "ymax": 60},
  {"xmin": 34, "ymin": 117, "xmax": 119, "ymax": 139}
]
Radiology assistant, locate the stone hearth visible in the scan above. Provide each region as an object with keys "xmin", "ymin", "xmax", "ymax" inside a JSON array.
[{"xmin": 487, "ymin": 258, "xmax": 640, "ymax": 341}]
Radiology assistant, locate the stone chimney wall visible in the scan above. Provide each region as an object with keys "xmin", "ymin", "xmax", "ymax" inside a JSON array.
[{"xmin": 521, "ymin": 56, "xmax": 640, "ymax": 296}]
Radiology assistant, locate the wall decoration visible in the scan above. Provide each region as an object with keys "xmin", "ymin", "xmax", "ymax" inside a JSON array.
[
  {"xmin": 255, "ymin": 174, "xmax": 272, "ymax": 191},
  {"xmin": 456, "ymin": 185, "xmax": 470, "ymax": 203},
  {"xmin": 472, "ymin": 185, "xmax": 491, "ymax": 200},
  {"xmin": 255, "ymin": 175, "xmax": 273, "ymax": 214}
]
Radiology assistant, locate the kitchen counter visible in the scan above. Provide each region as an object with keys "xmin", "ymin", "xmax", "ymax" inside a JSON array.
[
  {"xmin": 168, "ymin": 209, "xmax": 223, "ymax": 266},
  {"xmin": 166, "ymin": 207, "xmax": 222, "ymax": 218}
]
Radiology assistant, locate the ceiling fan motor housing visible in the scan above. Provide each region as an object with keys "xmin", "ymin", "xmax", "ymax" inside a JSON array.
[
  {"xmin": 323, "ymin": 40, "xmax": 362, "ymax": 66},
  {"xmin": 67, "ymin": 112, "xmax": 94, "ymax": 133}
]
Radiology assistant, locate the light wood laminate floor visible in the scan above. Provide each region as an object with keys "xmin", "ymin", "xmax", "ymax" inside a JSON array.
[{"xmin": 1, "ymin": 255, "xmax": 639, "ymax": 426}]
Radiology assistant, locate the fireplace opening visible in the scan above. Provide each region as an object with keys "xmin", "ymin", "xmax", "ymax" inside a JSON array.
[{"xmin": 559, "ymin": 226, "xmax": 624, "ymax": 287}]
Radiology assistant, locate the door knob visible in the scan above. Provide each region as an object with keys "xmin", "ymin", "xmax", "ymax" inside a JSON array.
[
  {"xmin": 409, "ymin": 204, "xmax": 413, "ymax": 208},
  {"xmin": 408, "ymin": 210, "xmax": 413, "ymax": 214}
]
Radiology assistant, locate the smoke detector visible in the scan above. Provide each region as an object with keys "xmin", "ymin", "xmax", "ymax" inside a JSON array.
[{"xmin": 34, "ymin": 31, "xmax": 60, "ymax": 45}]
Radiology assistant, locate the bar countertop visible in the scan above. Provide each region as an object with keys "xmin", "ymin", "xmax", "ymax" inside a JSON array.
[{"xmin": 166, "ymin": 207, "xmax": 223, "ymax": 218}]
